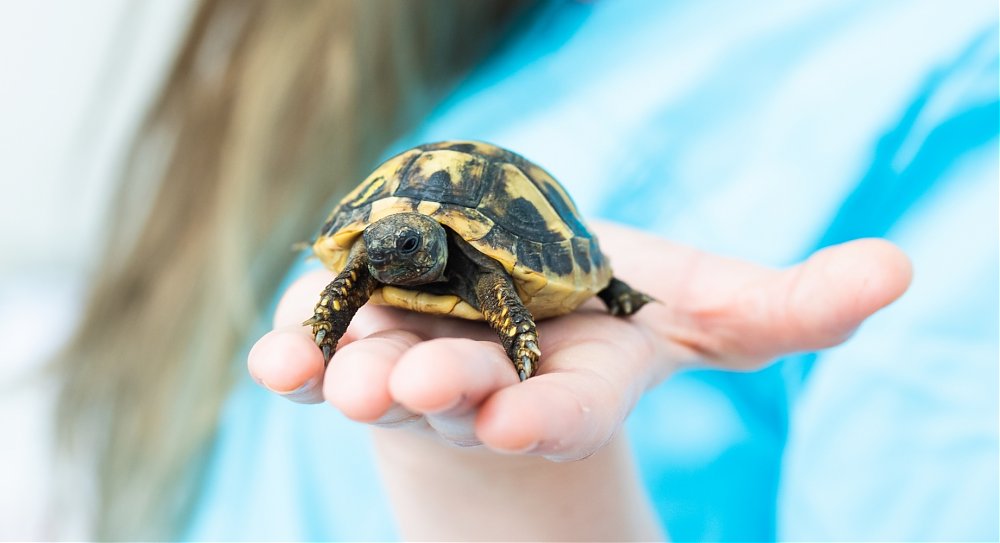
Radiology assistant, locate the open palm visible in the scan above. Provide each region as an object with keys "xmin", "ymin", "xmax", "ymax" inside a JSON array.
[{"xmin": 249, "ymin": 222, "xmax": 911, "ymax": 461}]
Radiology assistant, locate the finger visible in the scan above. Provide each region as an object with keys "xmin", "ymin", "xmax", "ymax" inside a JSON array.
[
  {"xmin": 688, "ymin": 238, "xmax": 913, "ymax": 367},
  {"xmin": 474, "ymin": 328, "xmax": 657, "ymax": 461},
  {"xmin": 766, "ymin": 238, "xmax": 911, "ymax": 348},
  {"xmin": 324, "ymin": 329, "xmax": 424, "ymax": 425},
  {"xmin": 591, "ymin": 223, "xmax": 912, "ymax": 368},
  {"xmin": 389, "ymin": 338, "xmax": 519, "ymax": 446},
  {"xmin": 249, "ymin": 269, "xmax": 340, "ymax": 404},
  {"xmin": 247, "ymin": 325, "xmax": 326, "ymax": 404},
  {"xmin": 469, "ymin": 311, "xmax": 661, "ymax": 460}
]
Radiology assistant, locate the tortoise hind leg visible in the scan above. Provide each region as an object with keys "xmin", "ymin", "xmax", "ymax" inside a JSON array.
[{"xmin": 598, "ymin": 277, "xmax": 654, "ymax": 317}]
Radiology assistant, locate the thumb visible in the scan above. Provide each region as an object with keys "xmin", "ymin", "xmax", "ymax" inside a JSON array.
[{"xmin": 693, "ymin": 238, "xmax": 913, "ymax": 368}]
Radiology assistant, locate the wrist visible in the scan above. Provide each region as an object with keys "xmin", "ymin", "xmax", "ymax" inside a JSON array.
[{"xmin": 371, "ymin": 427, "xmax": 664, "ymax": 541}]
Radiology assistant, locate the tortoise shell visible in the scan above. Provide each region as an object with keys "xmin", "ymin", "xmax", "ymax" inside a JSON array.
[{"xmin": 312, "ymin": 140, "xmax": 612, "ymax": 320}]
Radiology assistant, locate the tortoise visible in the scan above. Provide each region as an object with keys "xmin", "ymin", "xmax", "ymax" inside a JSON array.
[{"xmin": 305, "ymin": 140, "xmax": 653, "ymax": 381}]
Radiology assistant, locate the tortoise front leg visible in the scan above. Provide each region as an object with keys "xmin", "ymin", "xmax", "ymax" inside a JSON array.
[
  {"xmin": 475, "ymin": 272, "xmax": 541, "ymax": 381},
  {"xmin": 304, "ymin": 246, "xmax": 379, "ymax": 365}
]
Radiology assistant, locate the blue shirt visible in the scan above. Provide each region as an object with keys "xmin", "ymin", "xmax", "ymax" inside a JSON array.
[{"xmin": 187, "ymin": 1, "xmax": 999, "ymax": 540}]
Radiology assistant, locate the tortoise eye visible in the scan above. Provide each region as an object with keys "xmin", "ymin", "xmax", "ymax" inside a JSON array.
[{"xmin": 398, "ymin": 231, "xmax": 421, "ymax": 254}]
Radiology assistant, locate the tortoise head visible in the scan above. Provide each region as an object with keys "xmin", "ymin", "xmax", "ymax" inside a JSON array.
[{"xmin": 362, "ymin": 212, "xmax": 448, "ymax": 286}]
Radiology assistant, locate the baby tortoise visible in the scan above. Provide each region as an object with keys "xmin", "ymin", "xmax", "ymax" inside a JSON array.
[{"xmin": 306, "ymin": 140, "xmax": 653, "ymax": 381}]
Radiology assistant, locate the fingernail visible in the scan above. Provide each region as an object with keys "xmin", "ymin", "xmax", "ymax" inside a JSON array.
[
  {"xmin": 287, "ymin": 376, "xmax": 320, "ymax": 395},
  {"xmin": 258, "ymin": 376, "xmax": 319, "ymax": 396},
  {"xmin": 491, "ymin": 440, "xmax": 540, "ymax": 455},
  {"xmin": 428, "ymin": 393, "xmax": 469, "ymax": 414}
]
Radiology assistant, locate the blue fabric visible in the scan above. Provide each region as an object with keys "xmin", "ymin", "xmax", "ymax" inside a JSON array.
[{"xmin": 186, "ymin": 1, "xmax": 999, "ymax": 540}]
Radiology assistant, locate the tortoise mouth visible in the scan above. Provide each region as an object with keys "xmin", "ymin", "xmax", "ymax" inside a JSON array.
[{"xmin": 370, "ymin": 263, "xmax": 438, "ymax": 286}]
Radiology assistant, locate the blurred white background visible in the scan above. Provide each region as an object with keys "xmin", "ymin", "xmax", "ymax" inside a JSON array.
[{"xmin": 0, "ymin": 0, "xmax": 192, "ymax": 536}]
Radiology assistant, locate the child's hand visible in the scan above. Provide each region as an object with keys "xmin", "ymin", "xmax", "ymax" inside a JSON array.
[{"xmin": 248, "ymin": 222, "xmax": 911, "ymax": 461}]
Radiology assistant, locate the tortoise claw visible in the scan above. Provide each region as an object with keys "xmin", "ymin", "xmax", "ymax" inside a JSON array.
[
  {"xmin": 307, "ymin": 313, "xmax": 335, "ymax": 366},
  {"xmin": 516, "ymin": 354, "xmax": 535, "ymax": 382}
]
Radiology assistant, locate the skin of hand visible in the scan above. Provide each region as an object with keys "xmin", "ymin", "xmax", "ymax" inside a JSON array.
[{"xmin": 247, "ymin": 221, "xmax": 912, "ymax": 539}]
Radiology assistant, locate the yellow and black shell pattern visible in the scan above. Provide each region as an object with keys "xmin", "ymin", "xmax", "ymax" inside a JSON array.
[{"xmin": 312, "ymin": 140, "xmax": 612, "ymax": 320}]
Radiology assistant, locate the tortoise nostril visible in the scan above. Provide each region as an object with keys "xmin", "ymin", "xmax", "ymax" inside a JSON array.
[{"xmin": 369, "ymin": 250, "xmax": 389, "ymax": 265}]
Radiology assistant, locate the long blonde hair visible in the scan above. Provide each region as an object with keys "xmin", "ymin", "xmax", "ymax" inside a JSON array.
[{"xmin": 56, "ymin": 1, "xmax": 528, "ymax": 538}]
